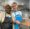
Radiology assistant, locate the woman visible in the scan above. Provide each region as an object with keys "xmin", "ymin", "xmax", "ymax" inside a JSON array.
[
  {"xmin": 12, "ymin": 2, "xmax": 22, "ymax": 29},
  {"xmin": 1, "ymin": 4, "xmax": 12, "ymax": 29}
]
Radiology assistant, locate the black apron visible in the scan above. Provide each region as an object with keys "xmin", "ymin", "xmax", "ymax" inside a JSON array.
[{"xmin": 1, "ymin": 16, "xmax": 12, "ymax": 29}]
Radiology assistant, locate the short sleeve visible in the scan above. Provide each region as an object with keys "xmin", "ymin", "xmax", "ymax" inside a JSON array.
[{"xmin": 18, "ymin": 11, "xmax": 22, "ymax": 16}]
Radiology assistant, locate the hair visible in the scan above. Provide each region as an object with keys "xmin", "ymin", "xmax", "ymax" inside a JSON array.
[
  {"xmin": 12, "ymin": 2, "xmax": 17, "ymax": 5},
  {"xmin": 4, "ymin": 4, "xmax": 12, "ymax": 14},
  {"xmin": 29, "ymin": 16, "xmax": 30, "ymax": 19}
]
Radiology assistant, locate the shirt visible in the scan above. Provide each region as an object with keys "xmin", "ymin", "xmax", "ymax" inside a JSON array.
[
  {"xmin": 12, "ymin": 11, "xmax": 22, "ymax": 29},
  {"xmin": 12, "ymin": 11, "xmax": 22, "ymax": 22}
]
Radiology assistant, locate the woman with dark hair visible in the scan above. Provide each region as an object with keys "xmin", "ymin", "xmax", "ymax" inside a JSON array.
[{"xmin": 1, "ymin": 4, "xmax": 12, "ymax": 29}]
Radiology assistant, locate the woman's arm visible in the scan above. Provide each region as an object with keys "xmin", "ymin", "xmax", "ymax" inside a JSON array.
[{"xmin": 16, "ymin": 20, "xmax": 21, "ymax": 24}]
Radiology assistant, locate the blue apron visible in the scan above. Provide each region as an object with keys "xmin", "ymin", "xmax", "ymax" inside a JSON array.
[{"xmin": 14, "ymin": 14, "xmax": 22, "ymax": 29}]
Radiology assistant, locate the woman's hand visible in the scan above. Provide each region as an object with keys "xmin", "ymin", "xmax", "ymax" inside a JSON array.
[{"xmin": 16, "ymin": 20, "xmax": 20, "ymax": 24}]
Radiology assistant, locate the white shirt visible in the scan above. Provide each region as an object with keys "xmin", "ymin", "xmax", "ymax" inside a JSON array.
[{"xmin": 12, "ymin": 11, "xmax": 22, "ymax": 17}]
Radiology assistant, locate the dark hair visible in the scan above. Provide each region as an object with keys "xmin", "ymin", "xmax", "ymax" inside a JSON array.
[
  {"xmin": 5, "ymin": 4, "xmax": 11, "ymax": 14},
  {"xmin": 13, "ymin": 2, "xmax": 17, "ymax": 5},
  {"xmin": 29, "ymin": 16, "xmax": 30, "ymax": 19}
]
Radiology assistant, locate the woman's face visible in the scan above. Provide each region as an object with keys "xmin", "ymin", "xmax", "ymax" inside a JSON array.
[{"xmin": 12, "ymin": 4, "xmax": 17, "ymax": 9}]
